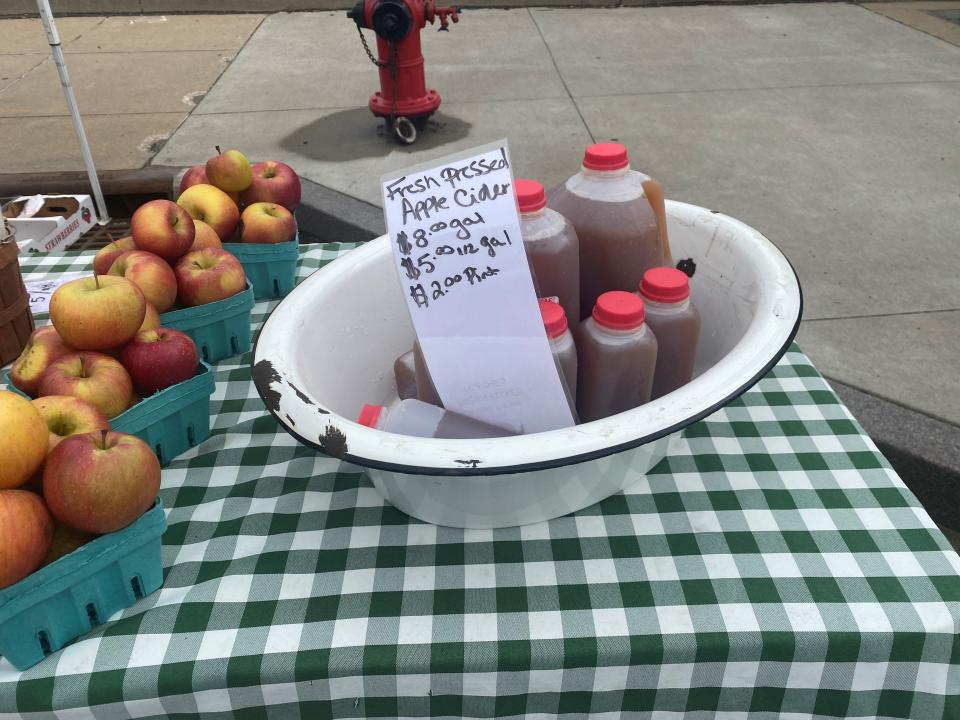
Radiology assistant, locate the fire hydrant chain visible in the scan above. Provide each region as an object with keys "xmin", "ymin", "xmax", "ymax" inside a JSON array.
[{"xmin": 355, "ymin": 26, "xmax": 409, "ymax": 141}]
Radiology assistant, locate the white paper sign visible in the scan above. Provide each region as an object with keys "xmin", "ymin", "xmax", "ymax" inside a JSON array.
[
  {"xmin": 25, "ymin": 272, "xmax": 88, "ymax": 314},
  {"xmin": 382, "ymin": 140, "xmax": 575, "ymax": 434}
]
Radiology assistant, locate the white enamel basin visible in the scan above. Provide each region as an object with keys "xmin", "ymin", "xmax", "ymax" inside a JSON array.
[{"xmin": 252, "ymin": 201, "xmax": 802, "ymax": 528}]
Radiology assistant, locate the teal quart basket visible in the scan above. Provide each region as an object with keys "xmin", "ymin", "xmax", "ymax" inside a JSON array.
[
  {"xmin": 0, "ymin": 498, "xmax": 166, "ymax": 671},
  {"xmin": 4, "ymin": 361, "xmax": 214, "ymax": 466},
  {"xmin": 160, "ymin": 282, "xmax": 255, "ymax": 363},
  {"xmin": 222, "ymin": 232, "xmax": 298, "ymax": 300}
]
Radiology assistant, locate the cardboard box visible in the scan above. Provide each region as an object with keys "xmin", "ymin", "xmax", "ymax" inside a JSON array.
[{"xmin": 2, "ymin": 195, "xmax": 96, "ymax": 253}]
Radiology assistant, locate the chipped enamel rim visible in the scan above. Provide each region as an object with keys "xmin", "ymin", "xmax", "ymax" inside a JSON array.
[{"xmin": 253, "ymin": 201, "xmax": 802, "ymax": 476}]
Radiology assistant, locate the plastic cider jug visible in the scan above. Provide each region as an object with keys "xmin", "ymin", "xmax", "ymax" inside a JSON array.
[
  {"xmin": 539, "ymin": 298, "xmax": 577, "ymax": 415},
  {"xmin": 576, "ymin": 291, "xmax": 658, "ymax": 423},
  {"xmin": 517, "ymin": 179, "xmax": 580, "ymax": 325},
  {"xmin": 393, "ymin": 350, "xmax": 418, "ymax": 400},
  {"xmin": 412, "ymin": 340, "xmax": 442, "ymax": 407},
  {"xmin": 548, "ymin": 143, "xmax": 665, "ymax": 319},
  {"xmin": 639, "ymin": 267, "xmax": 700, "ymax": 400},
  {"xmin": 358, "ymin": 399, "xmax": 514, "ymax": 439}
]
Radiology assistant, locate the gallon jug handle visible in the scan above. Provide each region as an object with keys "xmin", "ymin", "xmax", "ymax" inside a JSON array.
[{"xmin": 642, "ymin": 179, "xmax": 673, "ymax": 266}]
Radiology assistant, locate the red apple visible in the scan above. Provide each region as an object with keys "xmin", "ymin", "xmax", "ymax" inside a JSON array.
[
  {"xmin": 0, "ymin": 489, "xmax": 54, "ymax": 588},
  {"xmin": 179, "ymin": 164, "xmax": 209, "ymax": 195},
  {"xmin": 131, "ymin": 199, "xmax": 195, "ymax": 262},
  {"xmin": 107, "ymin": 250, "xmax": 178, "ymax": 313},
  {"xmin": 189, "ymin": 219, "xmax": 223, "ymax": 252},
  {"xmin": 177, "ymin": 184, "xmax": 240, "ymax": 241},
  {"xmin": 9, "ymin": 326, "xmax": 74, "ymax": 397},
  {"xmin": 43, "ymin": 430, "xmax": 160, "ymax": 535},
  {"xmin": 32, "ymin": 395, "xmax": 110, "ymax": 452},
  {"xmin": 139, "ymin": 302, "xmax": 161, "ymax": 334},
  {"xmin": 49, "ymin": 275, "xmax": 146, "ymax": 351},
  {"xmin": 240, "ymin": 160, "xmax": 301, "ymax": 211},
  {"xmin": 121, "ymin": 328, "xmax": 198, "ymax": 396},
  {"xmin": 92, "ymin": 236, "xmax": 136, "ymax": 276},
  {"xmin": 174, "ymin": 248, "xmax": 246, "ymax": 306},
  {"xmin": 43, "ymin": 523, "xmax": 97, "ymax": 566},
  {"xmin": 38, "ymin": 351, "xmax": 133, "ymax": 420},
  {"xmin": 240, "ymin": 202, "xmax": 297, "ymax": 244}
]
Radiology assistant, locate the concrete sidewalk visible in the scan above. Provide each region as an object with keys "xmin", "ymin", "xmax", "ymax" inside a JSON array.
[
  {"xmin": 150, "ymin": 3, "xmax": 960, "ymax": 427},
  {"xmin": 1, "ymin": 4, "xmax": 958, "ymax": 431}
]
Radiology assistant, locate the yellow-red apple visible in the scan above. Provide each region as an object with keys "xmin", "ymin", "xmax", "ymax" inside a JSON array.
[
  {"xmin": 240, "ymin": 160, "xmax": 301, "ymax": 211},
  {"xmin": 174, "ymin": 248, "xmax": 246, "ymax": 306},
  {"xmin": 131, "ymin": 199, "xmax": 195, "ymax": 262},
  {"xmin": 9, "ymin": 325, "xmax": 74, "ymax": 397},
  {"xmin": 189, "ymin": 219, "xmax": 223, "ymax": 252},
  {"xmin": 0, "ymin": 390, "xmax": 50, "ymax": 489},
  {"xmin": 38, "ymin": 352, "xmax": 133, "ymax": 420},
  {"xmin": 121, "ymin": 328, "xmax": 198, "ymax": 396},
  {"xmin": 43, "ymin": 430, "xmax": 160, "ymax": 535},
  {"xmin": 32, "ymin": 395, "xmax": 109, "ymax": 452},
  {"xmin": 206, "ymin": 147, "xmax": 252, "ymax": 193},
  {"xmin": 177, "ymin": 184, "xmax": 240, "ymax": 241},
  {"xmin": 0, "ymin": 490, "xmax": 54, "ymax": 588},
  {"xmin": 49, "ymin": 275, "xmax": 146, "ymax": 351},
  {"xmin": 179, "ymin": 164, "xmax": 209, "ymax": 195},
  {"xmin": 92, "ymin": 236, "xmax": 136, "ymax": 276},
  {"xmin": 107, "ymin": 250, "xmax": 178, "ymax": 313},
  {"xmin": 240, "ymin": 202, "xmax": 297, "ymax": 244}
]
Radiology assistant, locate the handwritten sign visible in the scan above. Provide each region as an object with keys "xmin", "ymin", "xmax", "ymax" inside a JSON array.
[
  {"xmin": 382, "ymin": 140, "xmax": 575, "ymax": 433},
  {"xmin": 25, "ymin": 272, "xmax": 88, "ymax": 315}
]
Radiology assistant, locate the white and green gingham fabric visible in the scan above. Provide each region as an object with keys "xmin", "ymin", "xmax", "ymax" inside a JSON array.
[{"xmin": 1, "ymin": 245, "xmax": 958, "ymax": 719}]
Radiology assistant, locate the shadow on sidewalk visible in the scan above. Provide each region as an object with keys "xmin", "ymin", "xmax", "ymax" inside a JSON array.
[{"xmin": 279, "ymin": 108, "xmax": 472, "ymax": 162}]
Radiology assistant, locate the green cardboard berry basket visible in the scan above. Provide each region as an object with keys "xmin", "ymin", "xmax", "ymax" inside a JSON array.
[
  {"xmin": 0, "ymin": 498, "xmax": 166, "ymax": 671},
  {"xmin": 5, "ymin": 361, "xmax": 214, "ymax": 466},
  {"xmin": 160, "ymin": 282, "xmax": 255, "ymax": 363},
  {"xmin": 222, "ymin": 231, "xmax": 299, "ymax": 300}
]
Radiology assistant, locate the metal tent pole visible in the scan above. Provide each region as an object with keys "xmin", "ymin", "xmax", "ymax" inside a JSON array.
[{"xmin": 35, "ymin": 0, "xmax": 111, "ymax": 225}]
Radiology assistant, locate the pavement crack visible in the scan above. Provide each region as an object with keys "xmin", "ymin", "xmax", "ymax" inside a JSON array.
[
  {"xmin": 805, "ymin": 308, "xmax": 960, "ymax": 322},
  {"xmin": 0, "ymin": 55, "xmax": 50, "ymax": 95},
  {"xmin": 527, "ymin": 8, "xmax": 595, "ymax": 144}
]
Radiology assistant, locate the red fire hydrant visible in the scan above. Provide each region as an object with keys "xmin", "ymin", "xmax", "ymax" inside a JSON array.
[{"xmin": 348, "ymin": 0, "xmax": 460, "ymax": 144}]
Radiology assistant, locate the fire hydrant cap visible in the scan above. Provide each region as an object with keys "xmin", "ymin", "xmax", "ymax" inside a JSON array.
[
  {"xmin": 640, "ymin": 267, "xmax": 691, "ymax": 303},
  {"xmin": 538, "ymin": 298, "xmax": 568, "ymax": 339},
  {"xmin": 593, "ymin": 290, "xmax": 645, "ymax": 330},
  {"xmin": 583, "ymin": 143, "xmax": 629, "ymax": 171},
  {"xmin": 514, "ymin": 179, "xmax": 546, "ymax": 213}
]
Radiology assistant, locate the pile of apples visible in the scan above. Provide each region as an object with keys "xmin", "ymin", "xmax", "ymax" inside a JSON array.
[
  {"xmin": 178, "ymin": 147, "xmax": 300, "ymax": 244},
  {"xmin": 0, "ymin": 389, "xmax": 160, "ymax": 590},
  {"xmin": 10, "ymin": 266, "xmax": 202, "ymax": 419}
]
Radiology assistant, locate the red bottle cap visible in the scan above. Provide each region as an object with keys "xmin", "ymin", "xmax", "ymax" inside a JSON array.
[
  {"xmin": 582, "ymin": 143, "xmax": 629, "ymax": 171},
  {"xmin": 640, "ymin": 267, "xmax": 690, "ymax": 303},
  {"xmin": 593, "ymin": 291, "xmax": 645, "ymax": 330},
  {"xmin": 538, "ymin": 298, "xmax": 568, "ymax": 339},
  {"xmin": 357, "ymin": 404, "xmax": 384, "ymax": 428},
  {"xmin": 514, "ymin": 179, "xmax": 546, "ymax": 213}
]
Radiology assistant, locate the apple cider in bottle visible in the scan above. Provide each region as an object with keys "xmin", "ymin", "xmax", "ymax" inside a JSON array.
[
  {"xmin": 548, "ymin": 143, "xmax": 664, "ymax": 319},
  {"xmin": 516, "ymin": 179, "xmax": 580, "ymax": 326},
  {"xmin": 576, "ymin": 291, "xmax": 658, "ymax": 423},
  {"xmin": 393, "ymin": 350, "xmax": 418, "ymax": 400},
  {"xmin": 539, "ymin": 299, "xmax": 578, "ymax": 417},
  {"xmin": 638, "ymin": 267, "xmax": 700, "ymax": 400}
]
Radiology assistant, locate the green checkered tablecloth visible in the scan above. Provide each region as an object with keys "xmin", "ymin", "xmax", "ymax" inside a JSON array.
[{"xmin": 2, "ymin": 245, "xmax": 958, "ymax": 719}]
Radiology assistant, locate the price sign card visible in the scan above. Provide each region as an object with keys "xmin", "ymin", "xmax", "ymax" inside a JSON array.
[
  {"xmin": 382, "ymin": 140, "xmax": 575, "ymax": 434},
  {"xmin": 25, "ymin": 272, "xmax": 88, "ymax": 315}
]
